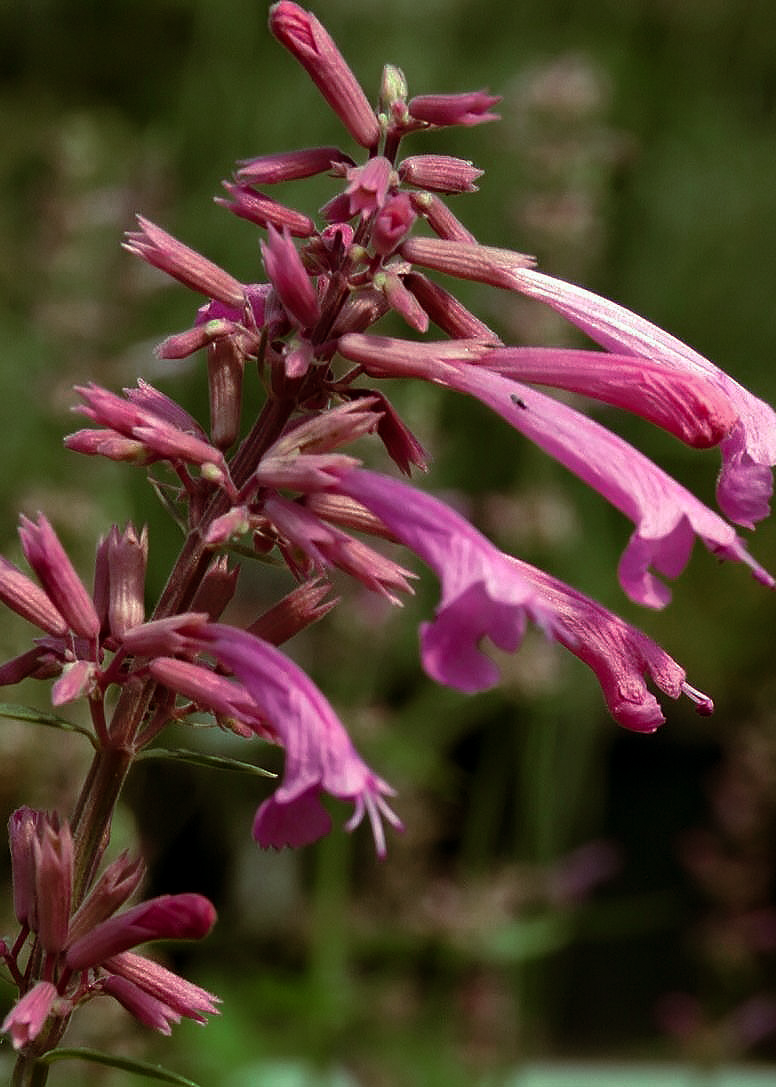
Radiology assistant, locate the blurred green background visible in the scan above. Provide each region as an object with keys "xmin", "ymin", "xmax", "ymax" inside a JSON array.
[{"xmin": 2, "ymin": 0, "xmax": 776, "ymax": 1084}]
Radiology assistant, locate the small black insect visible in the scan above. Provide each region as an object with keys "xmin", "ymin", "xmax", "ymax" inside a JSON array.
[{"xmin": 510, "ymin": 394, "xmax": 527, "ymax": 409}]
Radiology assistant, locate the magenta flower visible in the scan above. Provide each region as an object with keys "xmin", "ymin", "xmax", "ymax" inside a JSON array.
[
  {"xmin": 509, "ymin": 268, "xmax": 776, "ymax": 528},
  {"xmin": 335, "ymin": 469, "xmax": 553, "ymax": 692},
  {"xmin": 336, "ymin": 469, "xmax": 712, "ymax": 730},
  {"xmin": 478, "ymin": 345, "xmax": 737, "ymax": 449},
  {"xmin": 199, "ymin": 624, "xmax": 403, "ymax": 857},
  {"xmin": 336, "ymin": 337, "xmax": 772, "ymax": 608},
  {"xmin": 507, "ymin": 556, "xmax": 713, "ymax": 732},
  {"xmin": 436, "ymin": 363, "xmax": 774, "ymax": 607}
]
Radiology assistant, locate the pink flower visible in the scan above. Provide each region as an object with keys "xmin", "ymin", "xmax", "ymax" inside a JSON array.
[
  {"xmin": 344, "ymin": 157, "xmax": 394, "ymax": 218},
  {"xmin": 0, "ymin": 555, "xmax": 68, "ymax": 637},
  {"xmin": 200, "ymin": 625, "xmax": 403, "ymax": 857},
  {"xmin": 336, "ymin": 469, "xmax": 712, "ymax": 730},
  {"xmin": 509, "ymin": 268, "xmax": 776, "ymax": 528},
  {"xmin": 217, "ymin": 182, "xmax": 317, "ymax": 237},
  {"xmin": 103, "ymin": 950, "xmax": 220, "ymax": 1025},
  {"xmin": 507, "ymin": 556, "xmax": 712, "ymax": 732},
  {"xmin": 435, "ymin": 363, "xmax": 774, "ymax": 607},
  {"xmin": 401, "ymin": 235, "xmax": 536, "ymax": 289},
  {"xmin": 336, "ymin": 338, "xmax": 773, "ymax": 609},
  {"xmin": 372, "ymin": 193, "xmax": 416, "ymax": 256},
  {"xmin": 478, "ymin": 345, "xmax": 737, "ymax": 449},
  {"xmin": 335, "ymin": 469, "xmax": 553, "ymax": 692},
  {"xmin": 2, "ymin": 981, "xmax": 59, "ymax": 1051},
  {"xmin": 262, "ymin": 493, "xmax": 415, "ymax": 602}
]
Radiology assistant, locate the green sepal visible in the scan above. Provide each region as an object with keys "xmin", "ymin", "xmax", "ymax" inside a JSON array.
[
  {"xmin": 39, "ymin": 1047, "xmax": 202, "ymax": 1086},
  {"xmin": 136, "ymin": 745, "xmax": 276, "ymax": 777},
  {"xmin": 0, "ymin": 703, "xmax": 96, "ymax": 747}
]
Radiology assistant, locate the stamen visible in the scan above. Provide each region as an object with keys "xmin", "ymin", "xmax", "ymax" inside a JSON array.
[{"xmin": 681, "ymin": 681, "xmax": 714, "ymax": 716}]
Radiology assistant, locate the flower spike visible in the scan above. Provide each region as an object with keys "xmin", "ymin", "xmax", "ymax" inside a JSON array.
[{"xmin": 268, "ymin": 2, "xmax": 381, "ymax": 150}]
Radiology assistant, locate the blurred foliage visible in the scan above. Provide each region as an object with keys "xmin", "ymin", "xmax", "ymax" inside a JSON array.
[{"xmin": 1, "ymin": 0, "xmax": 776, "ymax": 1084}]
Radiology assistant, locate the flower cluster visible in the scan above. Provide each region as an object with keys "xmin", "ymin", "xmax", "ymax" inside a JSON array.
[
  {"xmin": 1, "ymin": 1, "xmax": 775, "ymax": 1063},
  {"xmin": 4, "ymin": 0, "xmax": 775, "ymax": 849},
  {"xmin": 1, "ymin": 809, "xmax": 218, "ymax": 1051}
]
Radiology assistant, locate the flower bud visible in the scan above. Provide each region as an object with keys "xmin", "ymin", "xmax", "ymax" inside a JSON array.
[
  {"xmin": 399, "ymin": 154, "xmax": 483, "ymax": 194},
  {"xmin": 19, "ymin": 515, "xmax": 100, "ymax": 641},
  {"xmin": 269, "ymin": 3, "xmax": 381, "ymax": 149},
  {"xmin": 124, "ymin": 217, "xmax": 245, "ymax": 307},
  {"xmin": 236, "ymin": 145, "xmax": 354, "ymax": 185},
  {"xmin": 260, "ymin": 225, "xmax": 320, "ymax": 329},
  {"xmin": 216, "ymin": 183, "xmax": 317, "ymax": 237},
  {"xmin": 408, "ymin": 90, "xmax": 501, "ymax": 127}
]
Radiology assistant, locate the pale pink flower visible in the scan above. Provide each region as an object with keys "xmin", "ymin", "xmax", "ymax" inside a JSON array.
[
  {"xmin": 2, "ymin": 981, "xmax": 59, "ymax": 1051},
  {"xmin": 236, "ymin": 145, "xmax": 354, "ymax": 185},
  {"xmin": 344, "ymin": 157, "xmax": 394, "ymax": 218}
]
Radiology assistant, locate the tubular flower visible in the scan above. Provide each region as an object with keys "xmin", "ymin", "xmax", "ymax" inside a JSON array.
[
  {"xmin": 335, "ymin": 469, "xmax": 713, "ymax": 730},
  {"xmin": 336, "ymin": 336, "xmax": 773, "ymax": 608},
  {"xmin": 199, "ymin": 625, "xmax": 403, "ymax": 858},
  {"xmin": 508, "ymin": 268, "xmax": 776, "ymax": 528}
]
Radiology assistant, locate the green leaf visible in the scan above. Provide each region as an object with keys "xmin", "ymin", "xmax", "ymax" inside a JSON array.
[
  {"xmin": 39, "ymin": 1047, "xmax": 203, "ymax": 1086},
  {"xmin": 0, "ymin": 703, "xmax": 96, "ymax": 746},
  {"xmin": 137, "ymin": 746, "xmax": 276, "ymax": 777}
]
